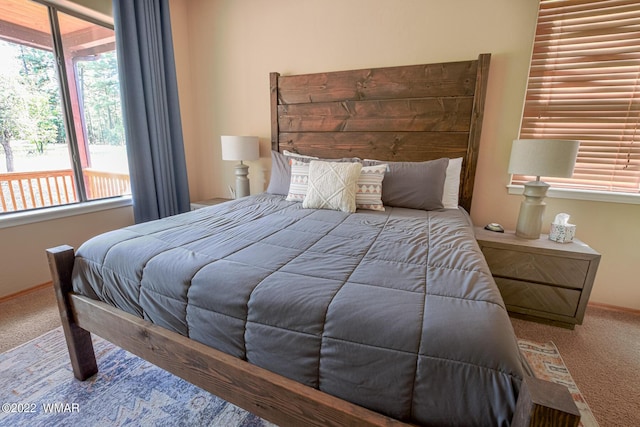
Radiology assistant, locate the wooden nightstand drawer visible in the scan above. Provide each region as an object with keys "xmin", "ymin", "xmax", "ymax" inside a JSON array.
[
  {"xmin": 483, "ymin": 247, "xmax": 589, "ymax": 289},
  {"xmin": 495, "ymin": 277, "xmax": 581, "ymax": 318},
  {"xmin": 475, "ymin": 227, "xmax": 600, "ymax": 328}
]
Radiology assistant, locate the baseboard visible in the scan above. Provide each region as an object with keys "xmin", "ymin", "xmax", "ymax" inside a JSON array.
[
  {"xmin": 0, "ymin": 282, "xmax": 53, "ymax": 304},
  {"xmin": 588, "ymin": 301, "xmax": 640, "ymax": 316}
]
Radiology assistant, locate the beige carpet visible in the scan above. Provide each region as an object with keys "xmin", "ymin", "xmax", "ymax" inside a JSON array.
[
  {"xmin": 2, "ymin": 286, "xmax": 639, "ymax": 427},
  {"xmin": 0, "ymin": 286, "xmax": 60, "ymax": 353}
]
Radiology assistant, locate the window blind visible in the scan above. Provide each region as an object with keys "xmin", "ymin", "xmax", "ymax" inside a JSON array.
[{"xmin": 516, "ymin": 0, "xmax": 640, "ymax": 193}]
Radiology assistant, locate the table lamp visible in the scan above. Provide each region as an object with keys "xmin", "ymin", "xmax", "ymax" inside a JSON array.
[
  {"xmin": 508, "ymin": 139, "xmax": 579, "ymax": 239},
  {"xmin": 221, "ymin": 135, "xmax": 259, "ymax": 198}
]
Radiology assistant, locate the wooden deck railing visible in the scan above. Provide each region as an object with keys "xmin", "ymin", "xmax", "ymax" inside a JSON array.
[
  {"xmin": 0, "ymin": 169, "xmax": 130, "ymax": 213},
  {"xmin": 84, "ymin": 168, "xmax": 131, "ymax": 200}
]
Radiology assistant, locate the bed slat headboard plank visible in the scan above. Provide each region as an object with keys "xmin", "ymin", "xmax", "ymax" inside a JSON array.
[
  {"xmin": 275, "ymin": 61, "xmax": 479, "ymax": 103},
  {"xmin": 462, "ymin": 52, "xmax": 491, "ymax": 211},
  {"xmin": 270, "ymin": 54, "xmax": 491, "ymax": 213}
]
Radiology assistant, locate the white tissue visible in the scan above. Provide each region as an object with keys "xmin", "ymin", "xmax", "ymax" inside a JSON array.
[{"xmin": 553, "ymin": 213, "xmax": 571, "ymax": 225}]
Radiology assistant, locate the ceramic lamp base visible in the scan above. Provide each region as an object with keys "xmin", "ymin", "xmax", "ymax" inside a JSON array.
[
  {"xmin": 516, "ymin": 181, "xmax": 549, "ymax": 239},
  {"xmin": 234, "ymin": 162, "xmax": 250, "ymax": 198}
]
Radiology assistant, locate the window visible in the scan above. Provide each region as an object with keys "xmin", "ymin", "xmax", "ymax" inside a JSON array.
[
  {"xmin": 515, "ymin": 0, "xmax": 640, "ymax": 195},
  {"xmin": 0, "ymin": 0, "xmax": 129, "ymax": 214}
]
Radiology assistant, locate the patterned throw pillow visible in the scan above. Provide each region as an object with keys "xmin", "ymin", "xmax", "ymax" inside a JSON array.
[
  {"xmin": 355, "ymin": 163, "xmax": 387, "ymax": 211},
  {"xmin": 286, "ymin": 159, "xmax": 310, "ymax": 202},
  {"xmin": 302, "ymin": 161, "xmax": 363, "ymax": 213},
  {"xmin": 287, "ymin": 160, "xmax": 387, "ymax": 211}
]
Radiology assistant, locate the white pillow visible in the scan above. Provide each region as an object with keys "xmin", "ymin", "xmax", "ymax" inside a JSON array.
[
  {"xmin": 442, "ymin": 157, "xmax": 462, "ymax": 209},
  {"xmin": 302, "ymin": 161, "xmax": 362, "ymax": 213}
]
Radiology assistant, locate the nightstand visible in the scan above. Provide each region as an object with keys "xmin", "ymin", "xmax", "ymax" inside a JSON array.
[
  {"xmin": 475, "ymin": 227, "xmax": 600, "ymax": 329},
  {"xmin": 190, "ymin": 198, "xmax": 231, "ymax": 210}
]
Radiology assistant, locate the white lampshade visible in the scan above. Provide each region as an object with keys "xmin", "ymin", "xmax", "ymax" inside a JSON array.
[
  {"xmin": 508, "ymin": 139, "xmax": 580, "ymax": 179},
  {"xmin": 221, "ymin": 136, "xmax": 259, "ymax": 162}
]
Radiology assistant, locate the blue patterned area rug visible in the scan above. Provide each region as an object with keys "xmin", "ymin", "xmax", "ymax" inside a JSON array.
[
  {"xmin": 0, "ymin": 327, "xmax": 275, "ymax": 427},
  {"xmin": 1, "ymin": 327, "xmax": 597, "ymax": 427}
]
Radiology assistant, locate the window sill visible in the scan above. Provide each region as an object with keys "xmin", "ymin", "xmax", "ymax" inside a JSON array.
[
  {"xmin": 507, "ymin": 185, "xmax": 640, "ymax": 205},
  {"xmin": 0, "ymin": 196, "xmax": 132, "ymax": 230}
]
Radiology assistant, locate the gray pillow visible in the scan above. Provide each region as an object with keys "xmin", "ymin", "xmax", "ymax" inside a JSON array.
[
  {"xmin": 364, "ymin": 158, "xmax": 449, "ymax": 210},
  {"xmin": 266, "ymin": 150, "xmax": 291, "ymax": 195}
]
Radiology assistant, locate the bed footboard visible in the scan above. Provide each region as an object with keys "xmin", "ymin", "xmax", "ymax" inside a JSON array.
[
  {"xmin": 46, "ymin": 245, "xmax": 97, "ymax": 381},
  {"xmin": 46, "ymin": 245, "xmax": 580, "ymax": 427},
  {"xmin": 512, "ymin": 376, "xmax": 580, "ymax": 427}
]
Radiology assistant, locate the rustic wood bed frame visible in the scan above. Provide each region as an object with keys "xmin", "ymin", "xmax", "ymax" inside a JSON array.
[{"xmin": 47, "ymin": 54, "xmax": 580, "ymax": 427}]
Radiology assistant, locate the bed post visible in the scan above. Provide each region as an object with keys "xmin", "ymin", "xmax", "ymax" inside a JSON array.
[
  {"xmin": 46, "ymin": 245, "xmax": 98, "ymax": 380},
  {"xmin": 461, "ymin": 53, "xmax": 491, "ymax": 213},
  {"xmin": 512, "ymin": 375, "xmax": 581, "ymax": 427},
  {"xmin": 270, "ymin": 72, "xmax": 280, "ymax": 152}
]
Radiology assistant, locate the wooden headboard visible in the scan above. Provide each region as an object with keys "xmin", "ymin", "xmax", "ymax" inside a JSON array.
[{"xmin": 270, "ymin": 53, "xmax": 490, "ymax": 213}]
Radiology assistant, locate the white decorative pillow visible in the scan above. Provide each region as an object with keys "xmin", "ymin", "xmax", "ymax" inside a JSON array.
[
  {"xmin": 302, "ymin": 161, "xmax": 363, "ymax": 213},
  {"xmin": 287, "ymin": 160, "xmax": 387, "ymax": 211},
  {"xmin": 442, "ymin": 157, "xmax": 462, "ymax": 209}
]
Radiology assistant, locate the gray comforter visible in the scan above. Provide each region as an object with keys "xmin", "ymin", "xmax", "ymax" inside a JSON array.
[{"xmin": 72, "ymin": 194, "xmax": 525, "ymax": 426}]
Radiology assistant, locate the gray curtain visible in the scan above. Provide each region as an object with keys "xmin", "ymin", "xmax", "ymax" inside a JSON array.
[{"xmin": 113, "ymin": 0, "xmax": 190, "ymax": 223}]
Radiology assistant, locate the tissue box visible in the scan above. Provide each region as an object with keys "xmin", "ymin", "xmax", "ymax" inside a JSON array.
[{"xmin": 549, "ymin": 223, "xmax": 576, "ymax": 243}]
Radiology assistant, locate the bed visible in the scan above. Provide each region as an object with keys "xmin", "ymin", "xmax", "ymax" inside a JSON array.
[{"xmin": 47, "ymin": 54, "xmax": 580, "ymax": 427}]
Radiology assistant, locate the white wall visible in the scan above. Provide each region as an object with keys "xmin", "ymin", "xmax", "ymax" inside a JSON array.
[
  {"xmin": 0, "ymin": 206, "xmax": 133, "ymax": 298},
  {"xmin": 172, "ymin": 0, "xmax": 640, "ymax": 310}
]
